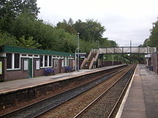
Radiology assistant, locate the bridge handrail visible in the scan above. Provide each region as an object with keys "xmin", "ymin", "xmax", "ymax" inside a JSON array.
[
  {"xmin": 80, "ymin": 49, "xmax": 93, "ymax": 69},
  {"xmin": 89, "ymin": 58, "xmax": 95, "ymax": 69},
  {"xmin": 80, "ymin": 58, "xmax": 87, "ymax": 69},
  {"xmin": 89, "ymin": 49, "xmax": 100, "ymax": 69},
  {"xmin": 87, "ymin": 49, "xmax": 93, "ymax": 60}
]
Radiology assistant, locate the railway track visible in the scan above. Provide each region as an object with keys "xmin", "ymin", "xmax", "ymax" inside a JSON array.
[
  {"xmin": 73, "ymin": 64, "xmax": 136, "ymax": 118},
  {"xmin": 1, "ymin": 65, "xmax": 135, "ymax": 118},
  {"xmin": 38, "ymin": 65, "xmax": 136, "ymax": 118}
]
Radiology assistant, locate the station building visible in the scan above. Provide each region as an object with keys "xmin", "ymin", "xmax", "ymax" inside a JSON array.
[
  {"xmin": 0, "ymin": 45, "xmax": 75, "ymax": 81},
  {"xmin": 145, "ymin": 51, "xmax": 158, "ymax": 74},
  {"xmin": 151, "ymin": 51, "xmax": 158, "ymax": 74}
]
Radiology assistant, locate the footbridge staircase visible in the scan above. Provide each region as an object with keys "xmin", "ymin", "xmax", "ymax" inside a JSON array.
[{"xmin": 81, "ymin": 49, "xmax": 100, "ymax": 69}]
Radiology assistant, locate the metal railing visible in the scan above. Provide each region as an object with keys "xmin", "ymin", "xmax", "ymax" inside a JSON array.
[{"xmin": 89, "ymin": 49, "xmax": 99, "ymax": 69}]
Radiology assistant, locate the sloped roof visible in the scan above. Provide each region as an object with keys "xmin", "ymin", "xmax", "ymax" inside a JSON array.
[{"xmin": 0, "ymin": 45, "xmax": 75, "ymax": 57}]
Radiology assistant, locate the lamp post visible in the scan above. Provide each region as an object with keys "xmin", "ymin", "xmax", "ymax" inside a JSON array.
[{"xmin": 77, "ymin": 33, "xmax": 80, "ymax": 71}]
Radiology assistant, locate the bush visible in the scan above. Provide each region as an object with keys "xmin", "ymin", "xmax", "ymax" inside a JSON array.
[
  {"xmin": 44, "ymin": 68, "xmax": 55, "ymax": 76},
  {"xmin": 65, "ymin": 66, "xmax": 73, "ymax": 73}
]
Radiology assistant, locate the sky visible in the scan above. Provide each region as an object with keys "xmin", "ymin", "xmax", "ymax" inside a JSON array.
[{"xmin": 37, "ymin": 0, "xmax": 158, "ymax": 46}]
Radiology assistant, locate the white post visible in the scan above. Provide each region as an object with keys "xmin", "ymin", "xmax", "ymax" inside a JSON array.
[
  {"xmin": 77, "ymin": 33, "xmax": 80, "ymax": 71},
  {"xmin": 74, "ymin": 50, "xmax": 76, "ymax": 71}
]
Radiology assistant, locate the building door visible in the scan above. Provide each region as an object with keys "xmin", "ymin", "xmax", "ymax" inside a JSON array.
[{"xmin": 28, "ymin": 58, "xmax": 33, "ymax": 78}]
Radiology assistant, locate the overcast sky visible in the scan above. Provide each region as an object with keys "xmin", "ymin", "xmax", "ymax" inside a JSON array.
[{"xmin": 37, "ymin": 0, "xmax": 158, "ymax": 46}]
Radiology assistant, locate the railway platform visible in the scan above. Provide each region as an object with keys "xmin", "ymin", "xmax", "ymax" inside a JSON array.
[
  {"xmin": 117, "ymin": 64, "xmax": 158, "ymax": 118},
  {"xmin": 0, "ymin": 64, "xmax": 124, "ymax": 94}
]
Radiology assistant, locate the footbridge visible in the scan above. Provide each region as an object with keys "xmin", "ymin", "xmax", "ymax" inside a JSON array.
[
  {"xmin": 99, "ymin": 46, "xmax": 156, "ymax": 54},
  {"xmin": 81, "ymin": 46, "xmax": 156, "ymax": 69}
]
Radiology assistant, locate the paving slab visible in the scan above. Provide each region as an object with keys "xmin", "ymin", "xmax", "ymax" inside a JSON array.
[{"xmin": 121, "ymin": 111, "xmax": 147, "ymax": 118}]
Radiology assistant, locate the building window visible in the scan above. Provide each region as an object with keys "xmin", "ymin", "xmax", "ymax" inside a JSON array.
[
  {"xmin": 15, "ymin": 54, "xmax": 20, "ymax": 68},
  {"xmin": 49, "ymin": 56, "xmax": 52, "ymax": 66},
  {"xmin": 45, "ymin": 55, "xmax": 47, "ymax": 66},
  {"xmin": 40, "ymin": 55, "xmax": 52, "ymax": 68},
  {"xmin": 40, "ymin": 55, "xmax": 43, "ymax": 67},
  {"xmin": 6, "ymin": 53, "xmax": 12, "ymax": 69},
  {"xmin": 6, "ymin": 53, "xmax": 20, "ymax": 69}
]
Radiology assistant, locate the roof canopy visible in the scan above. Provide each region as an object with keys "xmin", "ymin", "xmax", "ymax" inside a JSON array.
[{"xmin": 0, "ymin": 45, "xmax": 75, "ymax": 57}]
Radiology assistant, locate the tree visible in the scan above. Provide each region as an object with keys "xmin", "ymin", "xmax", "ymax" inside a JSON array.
[
  {"xmin": 0, "ymin": 0, "xmax": 16, "ymax": 32},
  {"xmin": 0, "ymin": 0, "xmax": 40, "ymax": 32},
  {"xmin": 0, "ymin": 31, "xmax": 17, "ymax": 46},
  {"xmin": 9, "ymin": 12, "xmax": 36, "ymax": 39},
  {"xmin": 73, "ymin": 19, "xmax": 105, "ymax": 42},
  {"xmin": 68, "ymin": 18, "xmax": 73, "ymax": 26},
  {"xmin": 56, "ymin": 18, "xmax": 77, "ymax": 34},
  {"xmin": 56, "ymin": 18, "xmax": 118, "ymax": 52},
  {"xmin": 108, "ymin": 40, "xmax": 118, "ymax": 47},
  {"xmin": 57, "ymin": 19, "xmax": 106, "ymax": 42},
  {"xmin": 16, "ymin": 36, "xmax": 41, "ymax": 48},
  {"xmin": 149, "ymin": 21, "xmax": 158, "ymax": 48},
  {"xmin": 143, "ymin": 19, "xmax": 158, "ymax": 49},
  {"xmin": 73, "ymin": 19, "xmax": 90, "ymax": 41},
  {"xmin": 143, "ymin": 38, "xmax": 150, "ymax": 47},
  {"xmin": 0, "ymin": 0, "xmax": 39, "ymax": 18},
  {"xmin": 85, "ymin": 19, "xmax": 105, "ymax": 41}
]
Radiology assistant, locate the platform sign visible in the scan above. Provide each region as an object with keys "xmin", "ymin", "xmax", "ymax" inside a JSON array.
[{"xmin": 0, "ymin": 61, "xmax": 2, "ymax": 74}]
